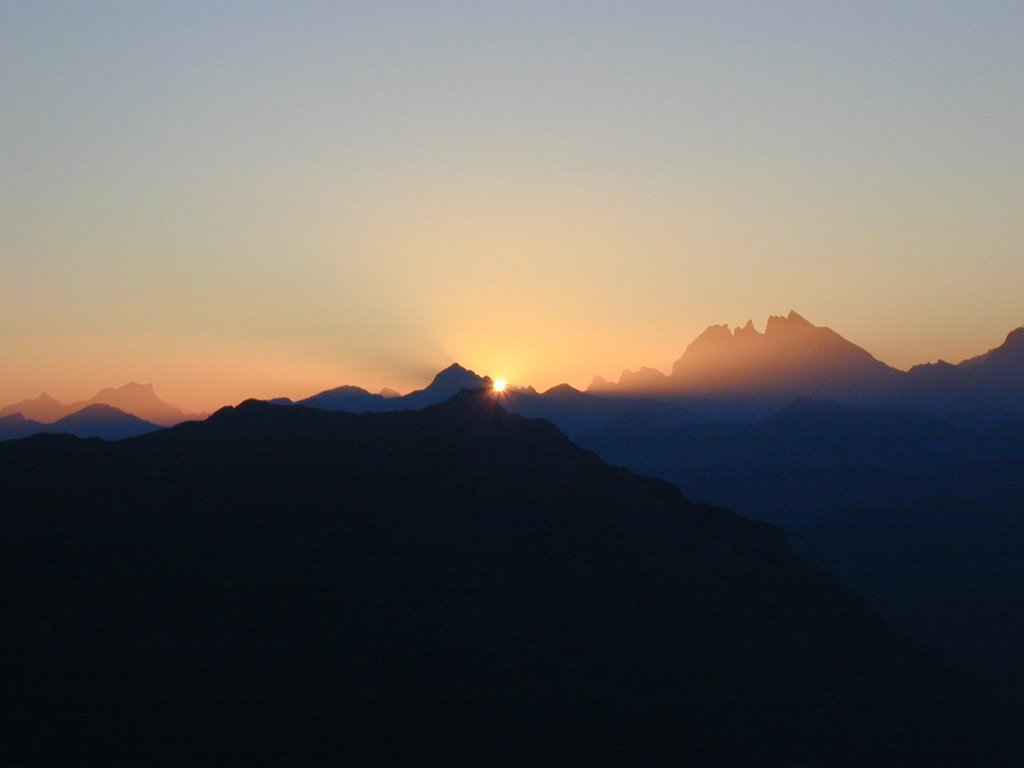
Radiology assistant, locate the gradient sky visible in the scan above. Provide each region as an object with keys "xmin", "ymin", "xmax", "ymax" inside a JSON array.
[{"xmin": 2, "ymin": 1, "xmax": 1022, "ymax": 411}]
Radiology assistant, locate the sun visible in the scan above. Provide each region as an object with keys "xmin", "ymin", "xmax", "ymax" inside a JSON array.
[{"xmin": 493, "ymin": 379, "xmax": 507, "ymax": 393}]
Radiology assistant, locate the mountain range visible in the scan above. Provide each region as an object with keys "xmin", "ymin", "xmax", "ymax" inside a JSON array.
[
  {"xmin": 280, "ymin": 312, "xmax": 1023, "ymax": 430},
  {"xmin": 4, "ymin": 390, "xmax": 1017, "ymax": 765},
  {"xmin": 293, "ymin": 362, "xmax": 494, "ymax": 412},
  {"xmin": 4, "ymin": 312, "xmax": 1020, "ymax": 433},
  {"xmin": 0, "ymin": 382, "xmax": 202, "ymax": 427},
  {"xmin": 8, "ymin": 315, "xmax": 1024, "ymax": 761},
  {"xmin": 0, "ymin": 403, "xmax": 163, "ymax": 441},
  {"xmin": 591, "ymin": 312, "xmax": 1024, "ymax": 425},
  {"xmin": 592, "ymin": 311, "xmax": 903, "ymax": 401}
]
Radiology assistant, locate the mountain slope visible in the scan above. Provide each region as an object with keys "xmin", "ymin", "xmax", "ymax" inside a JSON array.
[
  {"xmin": 48, "ymin": 403, "xmax": 163, "ymax": 439},
  {"xmin": 0, "ymin": 412, "xmax": 47, "ymax": 441},
  {"xmin": 504, "ymin": 383, "xmax": 695, "ymax": 439},
  {"xmin": 297, "ymin": 363, "xmax": 491, "ymax": 413},
  {"xmin": 901, "ymin": 326, "xmax": 1024, "ymax": 425},
  {"xmin": 297, "ymin": 383, "xmax": 388, "ymax": 412},
  {"xmin": 2, "ymin": 390, "xmax": 1015, "ymax": 765},
  {"xmin": 0, "ymin": 404, "xmax": 163, "ymax": 441},
  {"xmin": 78, "ymin": 381, "xmax": 196, "ymax": 425},
  {"xmin": 0, "ymin": 392, "xmax": 68, "ymax": 422},
  {"xmin": 0, "ymin": 382, "xmax": 200, "ymax": 426},
  {"xmin": 592, "ymin": 312, "xmax": 903, "ymax": 407},
  {"xmin": 790, "ymin": 498, "xmax": 1024, "ymax": 715}
]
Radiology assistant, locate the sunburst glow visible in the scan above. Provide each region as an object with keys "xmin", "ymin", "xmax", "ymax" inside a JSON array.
[{"xmin": 493, "ymin": 379, "xmax": 507, "ymax": 393}]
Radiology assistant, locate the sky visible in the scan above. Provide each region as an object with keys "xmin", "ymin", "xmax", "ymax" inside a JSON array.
[{"xmin": 2, "ymin": 1, "xmax": 1022, "ymax": 411}]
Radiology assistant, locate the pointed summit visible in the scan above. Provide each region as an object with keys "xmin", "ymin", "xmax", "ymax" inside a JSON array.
[
  {"xmin": 670, "ymin": 312, "xmax": 899, "ymax": 400},
  {"xmin": 765, "ymin": 310, "xmax": 814, "ymax": 337},
  {"xmin": 957, "ymin": 325, "xmax": 1024, "ymax": 375},
  {"xmin": 401, "ymin": 363, "xmax": 493, "ymax": 409},
  {"xmin": 0, "ymin": 392, "xmax": 70, "ymax": 423},
  {"xmin": 591, "ymin": 312, "xmax": 902, "ymax": 405},
  {"xmin": 48, "ymin": 403, "xmax": 162, "ymax": 440},
  {"xmin": 427, "ymin": 363, "xmax": 492, "ymax": 391}
]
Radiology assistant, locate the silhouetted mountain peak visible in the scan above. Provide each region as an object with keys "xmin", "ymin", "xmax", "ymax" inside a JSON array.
[
  {"xmin": 70, "ymin": 403, "xmax": 130, "ymax": 417},
  {"xmin": 958, "ymin": 325, "xmax": 1024, "ymax": 374},
  {"xmin": 592, "ymin": 312, "xmax": 901, "ymax": 400},
  {"xmin": 88, "ymin": 381, "xmax": 153, "ymax": 400},
  {"xmin": 82, "ymin": 381, "xmax": 191, "ymax": 426},
  {"xmin": 0, "ymin": 391, "xmax": 70, "ymax": 422},
  {"xmin": 1004, "ymin": 326, "xmax": 1024, "ymax": 349},
  {"xmin": 734, "ymin": 318, "xmax": 760, "ymax": 339},
  {"xmin": 0, "ymin": 383, "xmax": 197, "ymax": 427},
  {"xmin": 328, "ymin": 385, "xmax": 371, "ymax": 395},
  {"xmin": 544, "ymin": 383, "xmax": 582, "ymax": 396},
  {"xmin": 392, "ymin": 363, "xmax": 495, "ymax": 408},
  {"xmin": 687, "ymin": 323, "xmax": 733, "ymax": 352},
  {"xmin": 427, "ymin": 363, "xmax": 492, "ymax": 391},
  {"xmin": 764, "ymin": 310, "xmax": 816, "ymax": 337},
  {"xmin": 46, "ymin": 403, "xmax": 163, "ymax": 440}
]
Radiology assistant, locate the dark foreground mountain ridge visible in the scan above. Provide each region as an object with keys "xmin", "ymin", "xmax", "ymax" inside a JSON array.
[{"xmin": 2, "ymin": 390, "xmax": 1016, "ymax": 766}]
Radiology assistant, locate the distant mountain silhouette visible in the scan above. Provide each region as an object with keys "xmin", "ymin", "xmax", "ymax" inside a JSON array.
[
  {"xmin": 298, "ymin": 383, "xmax": 389, "ymax": 412},
  {"xmin": 0, "ymin": 412, "xmax": 47, "ymax": 441},
  {"xmin": 298, "ymin": 367, "xmax": 696, "ymax": 439},
  {"xmin": 0, "ymin": 392, "xmax": 68, "ymax": 422},
  {"xmin": 577, "ymin": 396, "xmax": 1022, "ymax": 525},
  {"xmin": 4, "ymin": 390, "xmax": 1014, "ymax": 765},
  {"xmin": 0, "ymin": 382, "xmax": 201, "ymax": 426},
  {"xmin": 78, "ymin": 382, "xmax": 198, "ymax": 426},
  {"xmin": 48, "ymin": 403, "xmax": 163, "ymax": 440},
  {"xmin": 591, "ymin": 311, "xmax": 902, "ymax": 409},
  {"xmin": 961, "ymin": 326, "xmax": 1024, "ymax": 373},
  {"xmin": 0, "ymin": 403, "xmax": 162, "ymax": 441},
  {"xmin": 901, "ymin": 326, "xmax": 1024, "ymax": 425},
  {"xmin": 399, "ymin": 363, "xmax": 492, "ymax": 408},
  {"xmin": 504, "ymin": 382, "xmax": 695, "ymax": 439},
  {"xmin": 576, "ymin": 394, "xmax": 1024, "ymax": 716},
  {"xmin": 588, "ymin": 313, "xmax": 1023, "ymax": 425},
  {"xmin": 298, "ymin": 363, "xmax": 493, "ymax": 414}
]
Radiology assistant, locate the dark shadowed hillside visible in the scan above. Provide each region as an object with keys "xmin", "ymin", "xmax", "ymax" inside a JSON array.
[
  {"xmin": 2, "ymin": 391, "xmax": 1017, "ymax": 766},
  {"xmin": 577, "ymin": 398, "xmax": 1024, "ymax": 526},
  {"xmin": 789, "ymin": 499, "xmax": 1024, "ymax": 716}
]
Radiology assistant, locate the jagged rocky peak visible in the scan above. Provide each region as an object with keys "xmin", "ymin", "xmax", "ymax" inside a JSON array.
[
  {"xmin": 765, "ymin": 310, "xmax": 815, "ymax": 336},
  {"xmin": 733, "ymin": 319, "xmax": 762, "ymax": 339},
  {"xmin": 429, "ymin": 363, "xmax": 491, "ymax": 389},
  {"xmin": 686, "ymin": 312, "xmax": 818, "ymax": 352},
  {"xmin": 684, "ymin": 323, "xmax": 735, "ymax": 355}
]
